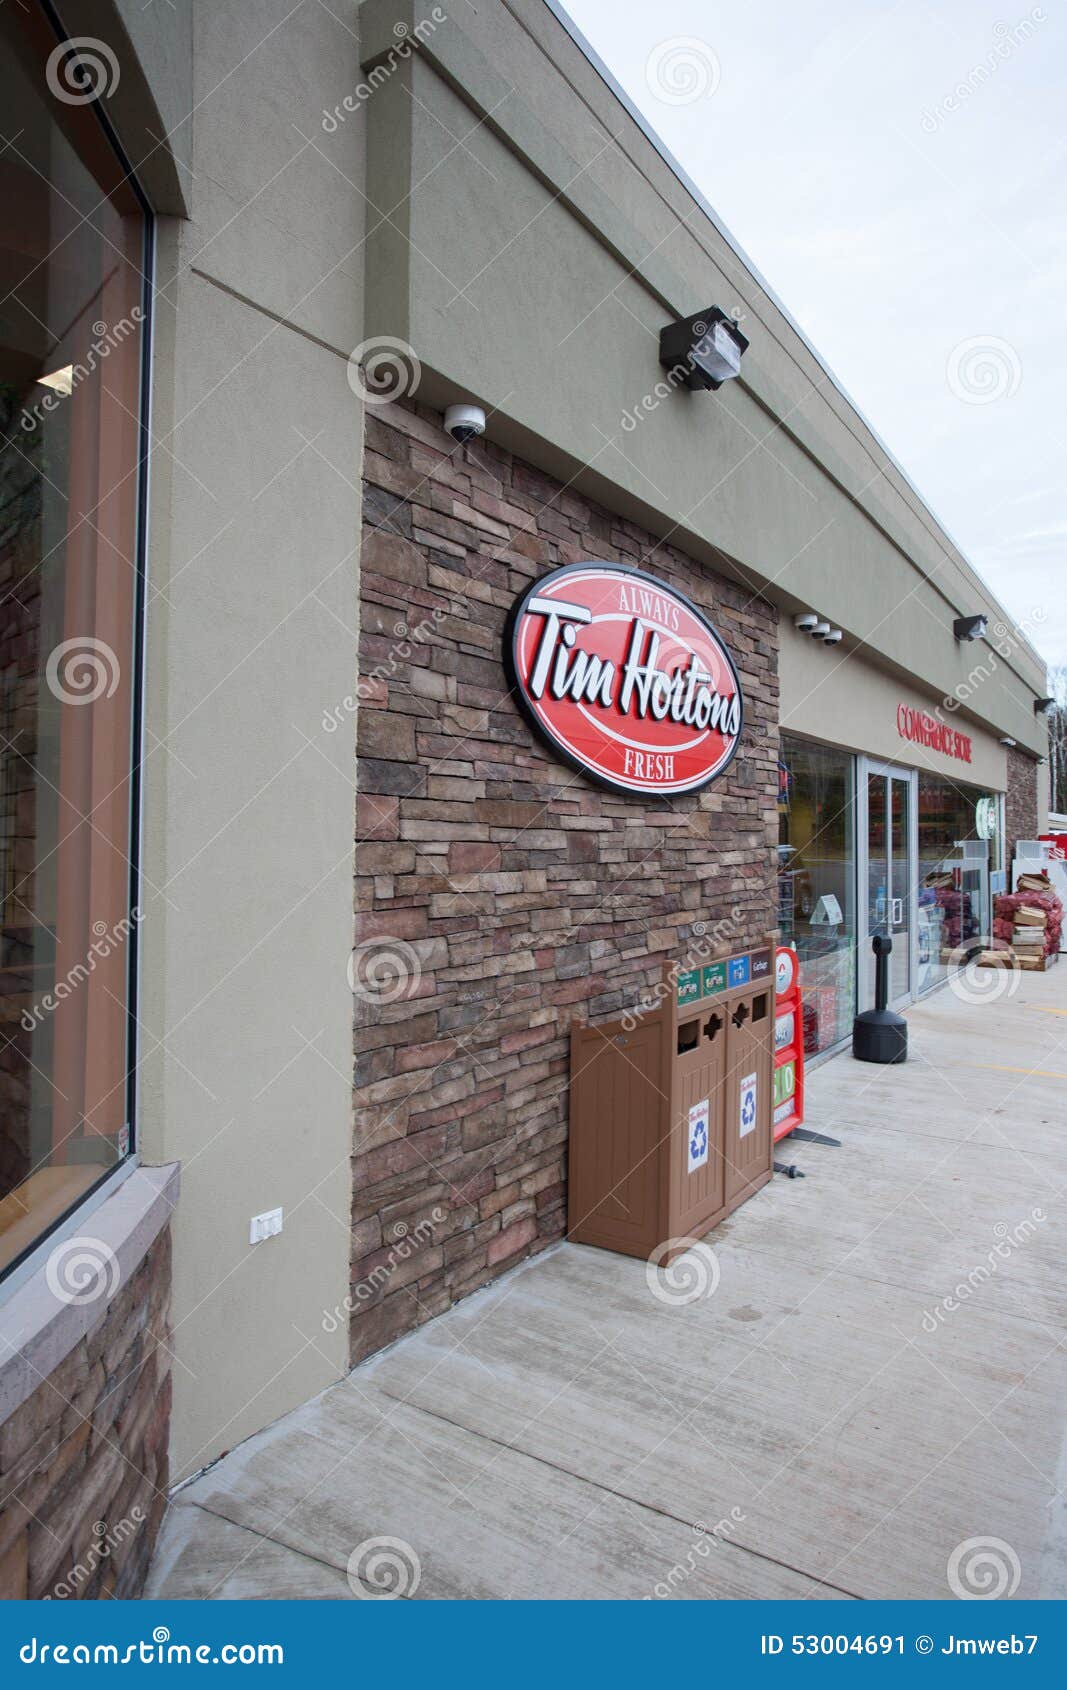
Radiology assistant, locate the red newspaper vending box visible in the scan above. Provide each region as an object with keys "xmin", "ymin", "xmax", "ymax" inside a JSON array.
[{"xmin": 773, "ymin": 946, "xmax": 805, "ymax": 1141}]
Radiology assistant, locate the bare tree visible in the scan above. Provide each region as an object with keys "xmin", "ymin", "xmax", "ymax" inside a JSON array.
[{"xmin": 1048, "ymin": 665, "xmax": 1067, "ymax": 817}]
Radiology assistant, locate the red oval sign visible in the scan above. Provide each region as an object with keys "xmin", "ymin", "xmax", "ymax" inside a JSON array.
[{"xmin": 505, "ymin": 563, "xmax": 743, "ymax": 796}]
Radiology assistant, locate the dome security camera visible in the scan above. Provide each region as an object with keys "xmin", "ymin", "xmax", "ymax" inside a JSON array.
[
  {"xmin": 793, "ymin": 613, "xmax": 819, "ymax": 632},
  {"xmin": 822, "ymin": 628, "xmax": 843, "ymax": 645},
  {"xmin": 444, "ymin": 402, "xmax": 486, "ymax": 443}
]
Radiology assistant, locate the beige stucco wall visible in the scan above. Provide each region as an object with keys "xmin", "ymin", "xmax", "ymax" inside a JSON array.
[
  {"xmin": 359, "ymin": 0, "xmax": 1048, "ymax": 758},
  {"xmin": 779, "ymin": 620, "xmax": 1008, "ymax": 791},
  {"xmin": 114, "ymin": 0, "xmax": 365, "ymax": 1477}
]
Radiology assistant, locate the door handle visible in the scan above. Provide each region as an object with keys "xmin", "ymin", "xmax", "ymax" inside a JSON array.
[{"xmin": 891, "ymin": 898, "xmax": 903, "ymax": 926}]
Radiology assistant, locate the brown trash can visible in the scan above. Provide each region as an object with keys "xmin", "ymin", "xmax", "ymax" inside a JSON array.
[{"xmin": 568, "ymin": 945, "xmax": 774, "ymax": 1264}]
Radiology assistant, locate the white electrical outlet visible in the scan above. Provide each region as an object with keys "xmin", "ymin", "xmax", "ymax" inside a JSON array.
[{"xmin": 249, "ymin": 1207, "xmax": 283, "ymax": 1245}]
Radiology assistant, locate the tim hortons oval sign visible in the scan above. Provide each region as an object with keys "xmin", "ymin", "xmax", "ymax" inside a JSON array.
[{"xmin": 505, "ymin": 563, "xmax": 744, "ymax": 797}]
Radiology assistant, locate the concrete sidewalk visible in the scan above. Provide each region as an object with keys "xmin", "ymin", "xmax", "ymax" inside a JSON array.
[{"xmin": 148, "ymin": 966, "xmax": 1067, "ymax": 1600}]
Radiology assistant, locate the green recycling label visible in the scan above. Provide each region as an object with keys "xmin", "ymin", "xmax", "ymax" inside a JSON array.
[
  {"xmin": 677, "ymin": 969, "xmax": 701, "ymax": 1007},
  {"xmin": 702, "ymin": 962, "xmax": 727, "ymax": 996}
]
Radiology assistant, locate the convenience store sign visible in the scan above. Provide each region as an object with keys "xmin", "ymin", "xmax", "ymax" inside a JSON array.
[{"xmin": 896, "ymin": 703, "xmax": 972, "ymax": 764}]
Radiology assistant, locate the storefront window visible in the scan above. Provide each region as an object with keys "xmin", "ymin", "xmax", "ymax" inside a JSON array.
[
  {"xmin": 0, "ymin": 14, "xmax": 148, "ymax": 1280},
  {"xmin": 917, "ymin": 775, "xmax": 998, "ymax": 991},
  {"xmin": 778, "ymin": 737, "xmax": 857, "ymax": 1058}
]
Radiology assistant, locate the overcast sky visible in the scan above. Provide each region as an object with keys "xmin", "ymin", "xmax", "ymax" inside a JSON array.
[{"xmin": 564, "ymin": 0, "xmax": 1066, "ymax": 673}]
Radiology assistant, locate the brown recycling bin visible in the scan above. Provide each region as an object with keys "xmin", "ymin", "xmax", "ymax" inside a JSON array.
[{"xmin": 567, "ymin": 944, "xmax": 774, "ymax": 1264}]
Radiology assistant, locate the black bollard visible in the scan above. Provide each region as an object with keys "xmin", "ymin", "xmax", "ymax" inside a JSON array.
[{"xmin": 852, "ymin": 932, "xmax": 908, "ymax": 1064}]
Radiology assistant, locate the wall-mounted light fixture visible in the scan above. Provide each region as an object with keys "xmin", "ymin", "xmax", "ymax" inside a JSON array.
[
  {"xmin": 1034, "ymin": 696, "xmax": 1055, "ymax": 716},
  {"xmin": 953, "ymin": 614, "xmax": 988, "ymax": 642},
  {"xmin": 659, "ymin": 307, "xmax": 749, "ymax": 391}
]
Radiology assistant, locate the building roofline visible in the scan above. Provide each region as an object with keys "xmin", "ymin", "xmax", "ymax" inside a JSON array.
[{"xmin": 542, "ymin": 0, "xmax": 1047, "ymax": 678}]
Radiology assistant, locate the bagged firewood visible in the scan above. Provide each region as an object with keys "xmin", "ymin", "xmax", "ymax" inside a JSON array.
[
  {"xmin": 1017, "ymin": 871, "xmax": 1053, "ymax": 894},
  {"xmin": 995, "ymin": 889, "xmax": 1063, "ymax": 958},
  {"xmin": 1014, "ymin": 906, "xmax": 1047, "ymax": 927}
]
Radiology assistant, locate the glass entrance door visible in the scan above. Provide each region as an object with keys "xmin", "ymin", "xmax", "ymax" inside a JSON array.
[{"xmin": 861, "ymin": 761, "xmax": 916, "ymax": 1010}]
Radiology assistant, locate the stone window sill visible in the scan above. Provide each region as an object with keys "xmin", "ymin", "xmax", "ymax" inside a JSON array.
[{"xmin": 0, "ymin": 1163, "xmax": 180, "ymax": 1427}]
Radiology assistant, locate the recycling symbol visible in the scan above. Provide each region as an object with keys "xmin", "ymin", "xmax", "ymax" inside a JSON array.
[
  {"xmin": 742, "ymin": 1089, "xmax": 756, "ymax": 1129},
  {"xmin": 689, "ymin": 1119, "xmax": 708, "ymax": 1161}
]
